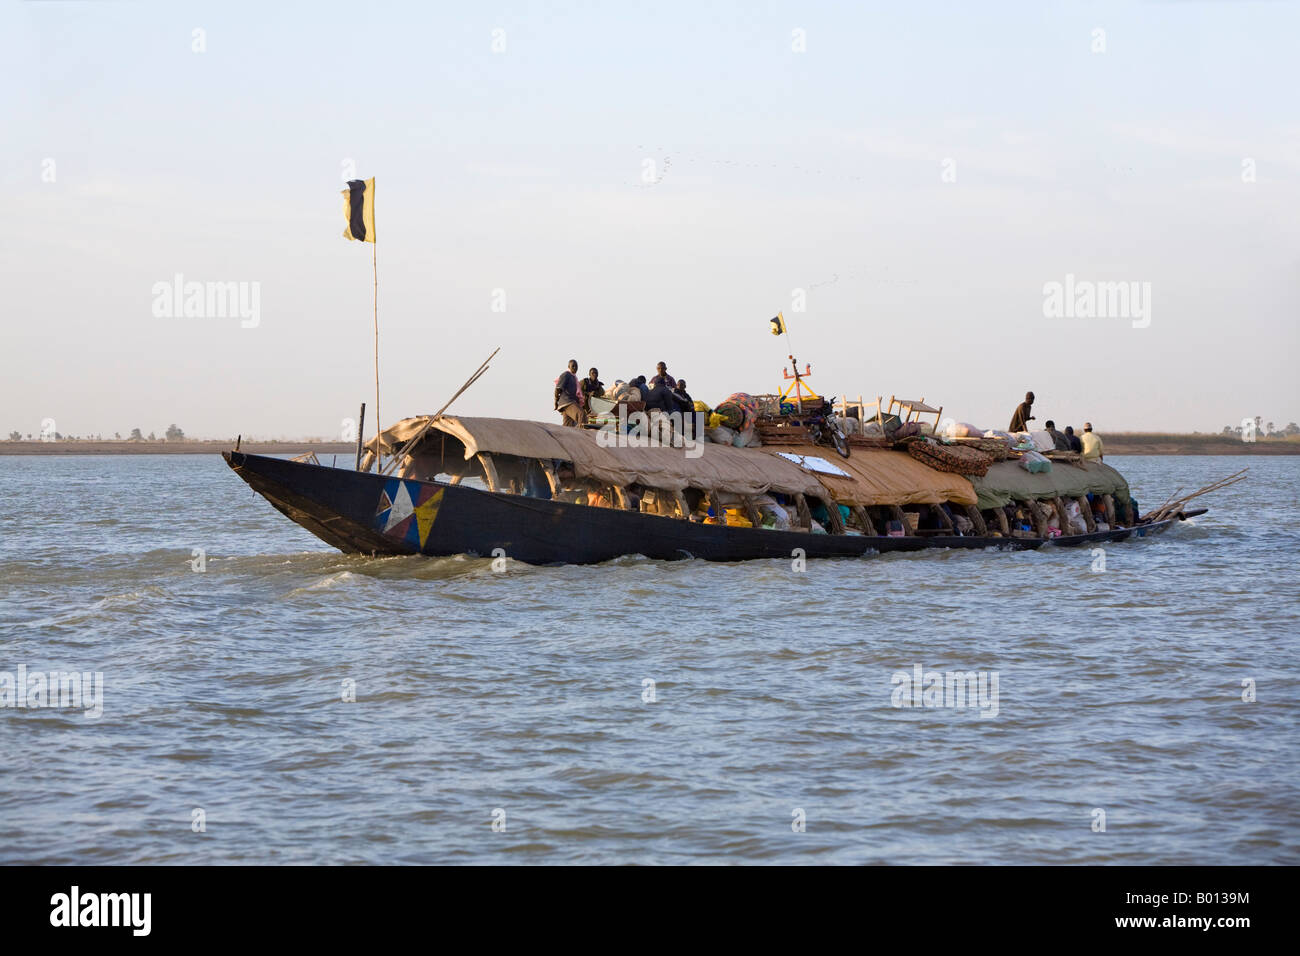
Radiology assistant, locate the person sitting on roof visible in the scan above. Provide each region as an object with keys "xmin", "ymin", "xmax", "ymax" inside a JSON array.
[
  {"xmin": 671, "ymin": 379, "xmax": 696, "ymax": 439},
  {"xmin": 650, "ymin": 361, "xmax": 677, "ymax": 389},
  {"xmin": 583, "ymin": 368, "xmax": 605, "ymax": 410},
  {"xmin": 1080, "ymin": 422, "xmax": 1104, "ymax": 461},
  {"xmin": 671, "ymin": 378, "xmax": 694, "ymax": 412},
  {"xmin": 1044, "ymin": 420, "xmax": 1070, "ymax": 451},
  {"xmin": 555, "ymin": 359, "xmax": 585, "ymax": 427},
  {"xmin": 643, "ymin": 377, "xmax": 681, "ymax": 446},
  {"xmin": 644, "ymin": 378, "xmax": 678, "ymax": 417},
  {"xmin": 1064, "ymin": 425, "xmax": 1083, "ymax": 453},
  {"xmin": 1008, "ymin": 391, "xmax": 1035, "ymax": 432}
]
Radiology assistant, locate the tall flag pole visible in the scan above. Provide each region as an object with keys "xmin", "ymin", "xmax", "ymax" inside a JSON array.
[
  {"xmin": 770, "ymin": 310, "xmax": 816, "ymax": 411},
  {"xmin": 342, "ymin": 178, "xmax": 379, "ymax": 466},
  {"xmin": 769, "ymin": 308, "xmax": 796, "ymax": 356}
]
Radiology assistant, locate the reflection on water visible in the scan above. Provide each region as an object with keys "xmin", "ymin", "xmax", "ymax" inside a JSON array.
[{"xmin": 0, "ymin": 454, "xmax": 1296, "ymax": 863}]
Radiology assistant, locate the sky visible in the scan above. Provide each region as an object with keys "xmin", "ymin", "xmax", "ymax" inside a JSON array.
[{"xmin": 2, "ymin": 0, "xmax": 1297, "ymax": 440}]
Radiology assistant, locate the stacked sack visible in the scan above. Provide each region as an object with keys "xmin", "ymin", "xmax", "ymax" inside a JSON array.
[
  {"xmin": 938, "ymin": 421, "xmax": 984, "ymax": 439},
  {"xmin": 606, "ymin": 381, "xmax": 636, "ymax": 402},
  {"xmin": 1018, "ymin": 450, "xmax": 1052, "ymax": 473},
  {"xmin": 606, "ymin": 381, "xmax": 645, "ymax": 409}
]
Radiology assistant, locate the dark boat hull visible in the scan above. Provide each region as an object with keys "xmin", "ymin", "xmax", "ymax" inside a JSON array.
[{"xmin": 223, "ymin": 452, "xmax": 1186, "ymax": 564}]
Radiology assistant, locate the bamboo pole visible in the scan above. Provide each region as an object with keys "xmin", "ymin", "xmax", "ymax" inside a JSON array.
[
  {"xmin": 1149, "ymin": 469, "xmax": 1248, "ymax": 521},
  {"xmin": 1151, "ymin": 472, "xmax": 1246, "ymax": 519},
  {"xmin": 1154, "ymin": 486, "xmax": 1184, "ymax": 512},
  {"xmin": 431, "ymin": 348, "xmax": 501, "ymax": 422},
  {"xmin": 355, "ymin": 402, "xmax": 366, "ymax": 471}
]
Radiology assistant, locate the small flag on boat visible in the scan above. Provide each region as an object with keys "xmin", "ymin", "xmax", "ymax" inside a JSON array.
[
  {"xmin": 769, "ymin": 312, "xmax": 786, "ymax": 336},
  {"xmin": 341, "ymin": 178, "xmax": 376, "ymax": 242}
]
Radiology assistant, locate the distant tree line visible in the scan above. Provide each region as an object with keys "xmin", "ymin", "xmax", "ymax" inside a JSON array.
[
  {"xmin": 1221, "ymin": 418, "xmax": 1300, "ymax": 438},
  {"xmin": 5, "ymin": 424, "xmax": 188, "ymax": 441}
]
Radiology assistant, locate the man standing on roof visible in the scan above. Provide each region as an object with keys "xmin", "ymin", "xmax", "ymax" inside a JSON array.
[
  {"xmin": 1080, "ymin": 422, "xmax": 1104, "ymax": 461},
  {"xmin": 555, "ymin": 359, "xmax": 585, "ymax": 427},
  {"xmin": 1008, "ymin": 391, "xmax": 1035, "ymax": 432}
]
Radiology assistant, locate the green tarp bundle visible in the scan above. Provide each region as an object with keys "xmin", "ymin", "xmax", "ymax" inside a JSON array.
[{"xmin": 969, "ymin": 459, "xmax": 1131, "ymax": 510}]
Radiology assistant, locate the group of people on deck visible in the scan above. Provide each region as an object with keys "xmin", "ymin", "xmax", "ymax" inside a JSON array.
[
  {"xmin": 1008, "ymin": 391, "xmax": 1104, "ymax": 460},
  {"xmin": 554, "ymin": 359, "xmax": 695, "ymax": 427}
]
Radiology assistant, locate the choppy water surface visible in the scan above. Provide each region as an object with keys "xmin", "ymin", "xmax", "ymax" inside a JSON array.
[{"xmin": 0, "ymin": 454, "xmax": 1296, "ymax": 864}]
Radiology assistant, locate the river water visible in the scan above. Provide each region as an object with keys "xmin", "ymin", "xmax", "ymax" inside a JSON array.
[{"xmin": 0, "ymin": 453, "xmax": 1296, "ymax": 864}]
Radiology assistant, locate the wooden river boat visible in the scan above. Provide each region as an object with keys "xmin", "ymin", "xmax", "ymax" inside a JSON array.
[{"xmin": 222, "ymin": 414, "xmax": 1207, "ymax": 564}]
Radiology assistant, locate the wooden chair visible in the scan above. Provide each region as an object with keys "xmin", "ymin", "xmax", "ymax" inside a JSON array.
[
  {"xmin": 838, "ymin": 395, "xmax": 885, "ymax": 435},
  {"xmin": 887, "ymin": 396, "xmax": 944, "ymax": 435}
]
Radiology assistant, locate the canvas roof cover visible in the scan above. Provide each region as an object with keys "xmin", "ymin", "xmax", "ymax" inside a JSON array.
[
  {"xmin": 370, "ymin": 417, "xmax": 980, "ymax": 506},
  {"xmin": 764, "ymin": 444, "xmax": 977, "ymax": 507},
  {"xmin": 374, "ymin": 416, "xmax": 827, "ymax": 498},
  {"xmin": 969, "ymin": 460, "xmax": 1132, "ymax": 510}
]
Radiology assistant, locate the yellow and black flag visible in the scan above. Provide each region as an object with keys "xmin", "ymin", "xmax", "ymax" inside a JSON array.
[
  {"xmin": 342, "ymin": 178, "xmax": 376, "ymax": 242},
  {"xmin": 769, "ymin": 311, "xmax": 786, "ymax": 336}
]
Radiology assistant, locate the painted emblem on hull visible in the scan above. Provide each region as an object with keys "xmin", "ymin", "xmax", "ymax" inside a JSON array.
[{"xmin": 375, "ymin": 480, "xmax": 443, "ymax": 548}]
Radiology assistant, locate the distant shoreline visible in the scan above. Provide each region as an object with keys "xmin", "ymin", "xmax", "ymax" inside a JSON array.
[
  {"xmin": 1, "ymin": 435, "xmax": 1297, "ymax": 456},
  {"xmin": 1097, "ymin": 434, "xmax": 1300, "ymax": 455},
  {"xmin": 0, "ymin": 441, "xmax": 357, "ymax": 456}
]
